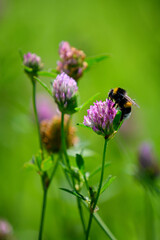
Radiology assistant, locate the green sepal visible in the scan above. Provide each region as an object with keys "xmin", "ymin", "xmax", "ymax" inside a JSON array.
[
  {"xmin": 100, "ymin": 175, "xmax": 116, "ymax": 195},
  {"xmin": 75, "ymin": 92, "xmax": 100, "ymax": 112},
  {"xmin": 41, "ymin": 156, "xmax": 54, "ymax": 171},
  {"xmin": 113, "ymin": 110, "xmax": 122, "ymax": 131},
  {"xmin": 34, "ymin": 77, "xmax": 52, "ymax": 96},
  {"xmin": 76, "ymin": 154, "xmax": 85, "ymax": 173},
  {"xmin": 24, "ymin": 65, "xmax": 33, "ymax": 72},
  {"xmin": 58, "ymin": 94, "xmax": 78, "ymax": 115},
  {"xmin": 89, "ymin": 162, "xmax": 111, "ymax": 179},
  {"xmin": 59, "ymin": 188, "xmax": 86, "ymax": 201},
  {"xmin": 85, "ymin": 54, "xmax": 110, "ymax": 70}
]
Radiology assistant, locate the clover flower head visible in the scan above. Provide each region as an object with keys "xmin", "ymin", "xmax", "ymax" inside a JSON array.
[
  {"xmin": 57, "ymin": 41, "xmax": 88, "ymax": 81},
  {"xmin": 23, "ymin": 52, "xmax": 43, "ymax": 73},
  {"xmin": 83, "ymin": 99, "xmax": 118, "ymax": 138},
  {"xmin": 40, "ymin": 116, "xmax": 78, "ymax": 153},
  {"xmin": 138, "ymin": 142, "xmax": 160, "ymax": 179},
  {"xmin": 53, "ymin": 72, "xmax": 78, "ymax": 114},
  {"xmin": 0, "ymin": 219, "xmax": 13, "ymax": 239}
]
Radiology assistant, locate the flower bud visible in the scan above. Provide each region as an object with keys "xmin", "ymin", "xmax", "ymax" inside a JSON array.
[
  {"xmin": 83, "ymin": 99, "xmax": 118, "ymax": 139},
  {"xmin": 0, "ymin": 219, "xmax": 13, "ymax": 240},
  {"xmin": 23, "ymin": 52, "xmax": 43, "ymax": 77},
  {"xmin": 40, "ymin": 115, "xmax": 78, "ymax": 153},
  {"xmin": 53, "ymin": 72, "xmax": 78, "ymax": 114},
  {"xmin": 57, "ymin": 41, "xmax": 88, "ymax": 81}
]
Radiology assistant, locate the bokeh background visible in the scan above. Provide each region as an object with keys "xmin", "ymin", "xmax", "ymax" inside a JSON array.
[{"xmin": 0, "ymin": 0, "xmax": 160, "ymax": 239}]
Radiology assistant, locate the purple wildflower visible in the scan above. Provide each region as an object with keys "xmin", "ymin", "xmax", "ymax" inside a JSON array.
[
  {"xmin": 138, "ymin": 142, "xmax": 160, "ymax": 178},
  {"xmin": 57, "ymin": 41, "xmax": 88, "ymax": 81},
  {"xmin": 23, "ymin": 52, "xmax": 43, "ymax": 73},
  {"xmin": 53, "ymin": 72, "xmax": 78, "ymax": 113},
  {"xmin": 83, "ymin": 99, "xmax": 118, "ymax": 138},
  {"xmin": 0, "ymin": 219, "xmax": 13, "ymax": 239},
  {"xmin": 36, "ymin": 94, "xmax": 59, "ymax": 122}
]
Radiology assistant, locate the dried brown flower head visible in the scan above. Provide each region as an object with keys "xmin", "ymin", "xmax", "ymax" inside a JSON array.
[{"xmin": 40, "ymin": 115, "xmax": 78, "ymax": 153}]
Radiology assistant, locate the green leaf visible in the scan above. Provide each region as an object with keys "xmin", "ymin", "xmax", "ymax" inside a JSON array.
[
  {"xmin": 24, "ymin": 65, "xmax": 33, "ymax": 72},
  {"xmin": 38, "ymin": 71, "xmax": 57, "ymax": 78},
  {"xmin": 89, "ymin": 162, "xmax": 111, "ymax": 179},
  {"xmin": 34, "ymin": 77, "xmax": 52, "ymax": 96},
  {"xmin": 51, "ymin": 69, "xmax": 59, "ymax": 74},
  {"xmin": 59, "ymin": 188, "xmax": 86, "ymax": 200},
  {"xmin": 41, "ymin": 157, "xmax": 53, "ymax": 171},
  {"xmin": 24, "ymin": 162, "xmax": 39, "ymax": 172},
  {"xmin": 100, "ymin": 175, "xmax": 116, "ymax": 194},
  {"xmin": 113, "ymin": 110, "xmax": 122, "ymax": 131},
  {"xmin": 75, "ymin": 92, "xmax": 100, "ymax": 112},
  {"xmin": 76, "ymin": 123, "xmax": 92, "ymax": 131},
  {"xmin": 86, "ymin": 54, "xmax": 110, "ymax": 69},
  {"xmin": 76, "ymin": 154, "xmax": 85, "ymax": 173}
]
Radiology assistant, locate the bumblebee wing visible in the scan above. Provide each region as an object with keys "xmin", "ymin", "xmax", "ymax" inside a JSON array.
[{"xmin": 125, "ymin": 95, "xmax": 140, "ymax": 108}]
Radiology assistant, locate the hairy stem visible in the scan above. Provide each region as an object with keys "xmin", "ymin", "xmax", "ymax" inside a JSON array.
[
  {"xmin": 38, "ymin": 188, "xmax": 48, "ymax": 240},
  {"xmin": 61, "ymin": 112, "xmax": 86, "ymax": 235},
  {"xmin": 32, "ymin": 80, "xmax": 43, "ymax": 156},
  {"xmin": 32, "ymin": 79, "xmax": 49, "ymax": 240},
  {"xmin": 86, "ymin": 139, "xmax": 108, "ymax": 240}
]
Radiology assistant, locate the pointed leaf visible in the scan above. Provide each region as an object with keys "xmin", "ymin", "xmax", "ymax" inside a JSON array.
[
  {"xmin": 77, "ymin": 123, "xmax": 92, "ymax": 131},
  {"xmin": 24, "ymin": 162, "xmax": 39, "ymax": 172},
  {"xmin": 41, "ymin": 157, "xmax": 53, "ymax": 171},
  {"xmin": 76, "ymin": 154, "xmax": 85, "ymax": 173},
  {"xmin": 34, "ymin": 77, "xmax": 52, "ymax": 96},
  {"xmin": 86, "ymin": 54, "xmax": 110, "ymax": 69},
  {"xmin": 38, "ymin": 71, "xmax": 57, "ymax": 78},
  {"xmin": 113, "ymin": 110, "xmax": 122, "ymax": 131},
  {"xmin": 75, "ymin": 92, "xmax": 100, "ymax": 112},
  {"xmin": 51, "ymin": 69, "xmax": 59, "ymax": 74},
  {"xmin": 100, "ymin": 175, "xmax": 116, "ymax": 194},
  {"xmin": 89, "ymin": 162, "xmax": 111, "ymax": 179},
  {"xmin": 59, "ymin": 188, "xmax": 86, "ymax": 200}
]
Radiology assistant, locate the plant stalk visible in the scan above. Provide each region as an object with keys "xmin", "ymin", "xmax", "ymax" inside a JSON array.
[
  {"xmin": 86, "ymin": 139, "xmax": 108, "ymax": 240},
  {"xmin": 38, "ymin": 188, "xmax": 48, "ymax": 240},
  {"xmin": 61, "ymin": 112, "xmax": 86, "ymax": 235}
]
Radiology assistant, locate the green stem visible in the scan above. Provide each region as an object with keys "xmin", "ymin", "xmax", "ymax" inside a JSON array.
[
  {"xmin": 77, "ymin": 198, "xmax": 86, "ymax": 234},
  {"xmin": 82, "ymin": 202, "xmax": 117, "ymax": 240},
  {"xmin": 60, "ymin": 112, "xmax": 86, "ymax": 235},
  {"xmin": 61, "ymin": 112, "xmax": 75, "ymax": 186},
  {"xmin": 61, "ymin": 159, "xmax": 117, "ymax": 240},
  {"xmin": 86, "ymin": 139, "xmax": 108, "ymax": 240},
  {"xmin": 49, "ymin": 156, "xmax": 59, "ymax": 184},
  {"xmin": 32, "ymin": 80, "xmax": 43, "ymax": 156},
  {"xmin": 145, "ymin": 191, "xmax": 155, "ymax": 240},
  {"xmin": 32, "ymin": 79, "xmax": 49, "ymax": 240},
  {"xmin": 38, "ymin": 188, "xmax": 48, "ymax": 240}
]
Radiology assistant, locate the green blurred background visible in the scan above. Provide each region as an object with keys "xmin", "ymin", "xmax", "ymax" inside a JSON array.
[{"xmin": 0, "ymin": 0, "xmax": 160, "ymax": 239}]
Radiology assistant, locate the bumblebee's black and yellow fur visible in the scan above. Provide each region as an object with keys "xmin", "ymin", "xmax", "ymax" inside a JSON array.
[{"xmin": 108, "ymin": 88, "xmax": 133, "ymax": 120}]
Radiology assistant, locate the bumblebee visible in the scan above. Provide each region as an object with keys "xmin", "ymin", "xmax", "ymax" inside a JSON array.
[{"xmin": 108, "ymin": 87, "xmax": 139, "ymax": 120}]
